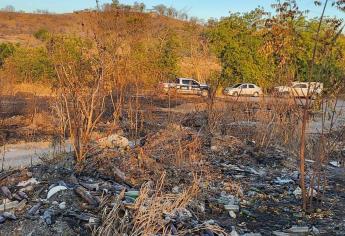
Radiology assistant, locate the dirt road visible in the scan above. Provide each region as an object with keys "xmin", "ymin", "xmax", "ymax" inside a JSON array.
[{"xmin": 0, "ymin": 141, "xmax": 71, "ymax": 170}]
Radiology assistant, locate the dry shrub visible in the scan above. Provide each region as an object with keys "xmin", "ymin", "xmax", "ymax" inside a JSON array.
[
  {"xmin": 94, "ymin": 173, "xmax": 227, "ymax": 236},
  {"xmin": 130, "ymin": 172, "xmax": 199, "ymax": 235},
  {"xmin": 254, "ymin": 98, "xmax": 301, "ymax": 149},
  {"xmin": 93, "ymin": 190, "xmax": 129, "ymax": 236},
  {"xmin": 212, "ymin": 97, "xmax": 301, "ymax": 149},
  {"xmin": 143, "ymin": 123, "xmax": 202, "ymax": 168}
]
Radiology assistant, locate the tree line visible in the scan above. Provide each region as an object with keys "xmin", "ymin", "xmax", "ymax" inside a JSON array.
[{"xmin": 0, "ymin": 0, "xmax": 344, "ymax": 92}]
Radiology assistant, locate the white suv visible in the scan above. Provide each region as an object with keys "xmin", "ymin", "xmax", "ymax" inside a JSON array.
[
  {"xmin": 223, "ymin": 83, "xmax": 263, "ymax": 97},
  {"xmin": 275, "ymin": 82, "xmax": 323, "ymax": 98}
]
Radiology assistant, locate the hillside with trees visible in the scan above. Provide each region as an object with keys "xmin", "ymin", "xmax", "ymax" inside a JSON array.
[{"xmin": 0, "ymin": 0, "xmax": 344, "ymax": 95}]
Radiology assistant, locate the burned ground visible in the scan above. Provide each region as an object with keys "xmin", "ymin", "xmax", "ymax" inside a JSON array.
[{"xmin": 0, "ymin": 95, "xmax": 344, "ymax": 235}]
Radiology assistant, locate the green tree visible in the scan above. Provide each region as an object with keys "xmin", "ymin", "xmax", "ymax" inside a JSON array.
[
  {"xmin": 3, "ymin": 46, "xmax": 55, "ymax": 84},
  {"xmin": 158, "ymin": 33, "xmax": 181, "ymax": 80},
  {"xmin": 206, "ymin": 9, "xmax": 273, "ymax": 88}
]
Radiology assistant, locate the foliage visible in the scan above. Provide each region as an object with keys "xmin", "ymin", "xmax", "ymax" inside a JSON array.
[
  {"xmin": 3, "ymin": 46, "xmax": 55, "ymax": 84},
  {"xmin": 34, "ymin": 28, "xmax": 51, "ymax": 42},
  {"xmin": 0, "ymin": 42, "xmax": 15, "ymax": 67},
  {"xmin": 206, "ymin": 2, "xmax": 345, "ymax": 88},
  {"xmin": 157, "ymin": 32, "xmax": 181, "ymax": 81},
  {"xmin": 206, "ymin": 9, "xmax": 274, "ymax": 88}
]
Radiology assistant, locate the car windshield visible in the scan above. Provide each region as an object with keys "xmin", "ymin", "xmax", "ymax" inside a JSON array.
[
  {"xmin": 293, "ymin": 84, "xmax": 307, "ymax": 88},
  {"xmin": 232, "ymin": 84, "xmax": 242, "ymax": 88}
]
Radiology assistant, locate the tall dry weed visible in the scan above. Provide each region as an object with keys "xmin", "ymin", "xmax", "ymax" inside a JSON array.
[{"xmin": 94, "ymin": 172, "xmax": 228, "ymax": 236}]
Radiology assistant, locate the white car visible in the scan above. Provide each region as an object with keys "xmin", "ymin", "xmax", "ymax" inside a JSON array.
[
  {"xmin": 275, "ymin": 82, "xmax": 323, "ymax": 98},
  {"xmin": 223, "ymin": 83, "xmax": 263, "ymax": 97}
]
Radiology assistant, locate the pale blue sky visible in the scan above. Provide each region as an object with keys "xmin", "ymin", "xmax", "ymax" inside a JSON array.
[{"xmin": 0, "ymin": 0, "xmax": 344, "ymax": 19}]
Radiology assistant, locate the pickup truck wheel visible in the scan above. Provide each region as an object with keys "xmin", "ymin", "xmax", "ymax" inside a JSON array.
[
  {"xmin": 201, "ymin": 90, "xmax": 209, "ymax": 97},
  {"xmin": 253, "ymin": 92, "xmax": 259, "ymax": 97},
  {"xmin": 233, "ymin": 92, "xmax": 239, "ymax": 97}
]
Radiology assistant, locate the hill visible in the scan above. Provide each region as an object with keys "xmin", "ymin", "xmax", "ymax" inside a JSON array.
[
  {"xmin": 0, "ymin": 12, "xmax": 85, "ymax": 46},
  {"xmin": 0, "ymin": 11, "xmax": 220, "ymax": 95}
]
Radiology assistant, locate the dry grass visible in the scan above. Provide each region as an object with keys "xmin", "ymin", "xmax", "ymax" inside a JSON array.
[{"xmin": 94, "ymin": 172, "xmax": 227, "ymax": 236}]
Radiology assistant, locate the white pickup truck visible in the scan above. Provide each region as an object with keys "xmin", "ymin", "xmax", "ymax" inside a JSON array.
[
  {"xmin": 275, "ymin": 82, "xmax": 323, "ymax": 98},
  {"xmin": 159, "ymin": 78, "xmax": 210, "ymax": 97}
]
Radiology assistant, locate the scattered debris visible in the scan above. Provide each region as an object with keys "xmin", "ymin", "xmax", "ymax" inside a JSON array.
[
  {"xmin": 17, "ymin": 178, "xmax": 39, "ymax": 187},
  {"xmin": 0, "ymin": 200, "xmax": 19, "ymax": 212},
  {"xmin": 47, "ymin": 185, "xmax": 68, "ymax": 199},
  {"xmin": 286, "ymin": 226, "xmax": 309, "ymax": 234},
  {"xmin": 1, "ymin": 186, "xmax": 12, "ymax": 199},
  {"xmin": 74, "ymin": 186, "xmax": 99, "ymax": 207},
  {"xmin": 97, "ymin": 134, "xmax": 130, "ymax": 151}
]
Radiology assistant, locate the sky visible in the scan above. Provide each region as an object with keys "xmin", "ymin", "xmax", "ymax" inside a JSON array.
[{"xmin": 0, "ymin": 0, "xmax": 344, "ymax": 20}]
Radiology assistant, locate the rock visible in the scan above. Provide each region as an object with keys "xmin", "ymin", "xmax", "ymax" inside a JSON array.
[
  {"xmin": 97, "ymin": 134, "xmax": 129, "ymax": 150},
  {"xmin": 59, "ymin": 202, "xmax": 66, "ymax": 210},
  {"xmin": 1, "ymin": 186, "xmax": 12, "ymax": 199},
  {"xmin": 0, "ymin": 201, "xmax": 19, "ymax": 212},
  {"xmin": 229, "ymin": 210, "xmax": 237, "ymax": 219},
  {"xmin": 224, "ymin": 204, "xmax": 240, "ymax": 212},
  {"xmin": 47, "ymin": 185, "xmax": 68, "ymax": 199}
]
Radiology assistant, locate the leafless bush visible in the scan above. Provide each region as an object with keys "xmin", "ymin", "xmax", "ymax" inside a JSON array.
[
  {"xmin": 254, "ymin": 97, "xmax": 302, "ymax": 150},
  {"xmin": 50, "ymin": 36, "xmax": 106, "ymax": 164}
]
